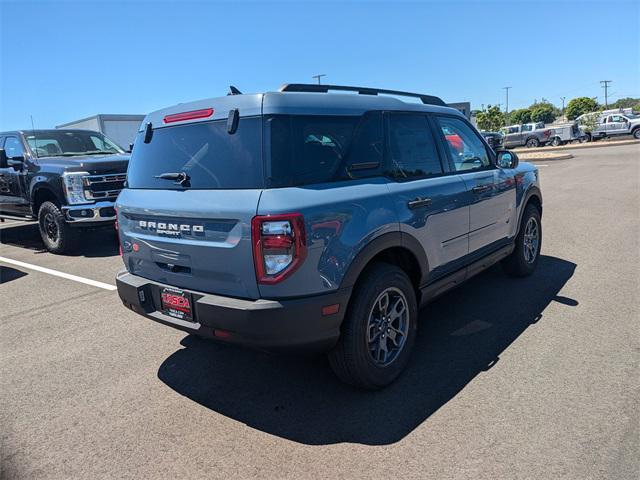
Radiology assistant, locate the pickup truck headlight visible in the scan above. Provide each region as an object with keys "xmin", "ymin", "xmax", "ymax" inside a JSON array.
[{"xmin": 62, "ymin": 172, "xmax": 91, "ymax": 205}]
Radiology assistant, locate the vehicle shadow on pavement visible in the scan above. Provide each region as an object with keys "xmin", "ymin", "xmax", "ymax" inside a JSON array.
[
  {"xmin": 0, "ymin": 266, "xmax": 28, "ymax": 284},
  {"xmin": 0, "ymin": 223, "xmax": 119, "ymax": 258},
  {"xmin": 158, "ymin": 255, "xmax": 577, "ymax": 446}
]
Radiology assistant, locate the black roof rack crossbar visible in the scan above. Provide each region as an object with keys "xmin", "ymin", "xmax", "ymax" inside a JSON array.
[{"xmin": 279, "ymin": 83, "xmax": 446, "ymax": 107}]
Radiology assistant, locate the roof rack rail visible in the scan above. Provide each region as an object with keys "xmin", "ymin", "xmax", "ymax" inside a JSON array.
[{"xmin": 279, "ymin": 83, "xmax": 446, "ymax": 107}]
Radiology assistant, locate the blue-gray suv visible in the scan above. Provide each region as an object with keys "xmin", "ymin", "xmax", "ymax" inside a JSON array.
[{"xmin": 116, "ymin": 84, "xmax": 542, "ymax": 389}]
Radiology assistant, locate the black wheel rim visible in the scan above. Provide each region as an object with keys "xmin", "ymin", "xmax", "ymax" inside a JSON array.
[
  {"xmin": 366, "ymin": 287, "xmax": 409, "ymax": 367},
  {"xmin": 523, "ymin": 216, "xmax": 539, "ymax": 264},
  {"xmin": 43, "ymin": 213, "xmax": 59, "ymax": 242}
]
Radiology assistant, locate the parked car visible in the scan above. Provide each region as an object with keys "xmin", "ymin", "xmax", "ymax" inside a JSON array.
[
  {"xmin": 0, "ymin": 129, "xmax": 129, "ymax": 253},
  {"xmin": 577, "ymin": 112, "xmax": 640, "ymax": 141},
  {"xmin": 501, "ymin": 122, "xmax": 553, "ymax": 148},
  {"xmin": 480, "ymin": 131, "xmax": 504, "ymax": 150},
  {"xmin": 547, "ymin": 122, "xmax": 587, "ymax": 146},
  {"xmin": 115, "ymin": 83, "xmax": 543, "ymax": 389}
]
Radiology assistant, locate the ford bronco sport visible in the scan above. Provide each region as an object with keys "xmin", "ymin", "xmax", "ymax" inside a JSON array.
[{"xmin": 116, "ymin": 84, "xmax": 542, "ymax": 389}]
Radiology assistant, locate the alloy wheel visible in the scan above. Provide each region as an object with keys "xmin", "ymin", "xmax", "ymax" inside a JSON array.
[
  {"xmin": 366, "ymin": 287, "xmax": 409, "ymax": 367},
  {"xmin": 523, "ymin": 216, "xmax": 539, "ymax": 264}
]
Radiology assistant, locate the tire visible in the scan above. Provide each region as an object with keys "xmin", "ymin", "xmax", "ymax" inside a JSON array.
[
  {"xmin": 526, "ymin": 137, "xmax": 540, "ymax": 148},
  {"xmin": 585, "ymin": 133, "xmax": 592, "ymax": 143},
  {"xmin": 633, "ymin": 128, "xmax": 640, "ymax": 140},
  {"xmin": 328, "ymin": 263, "xmax": 418, "ymax": 390},
  {"xmin": 550, "ymin": 137, "xmax": 562, "ymax": 147},
  {"xmin": 38, "ymin": 201, "xmax": 79, "ymax": 254},
  {"xmin": 502, "ymin": 204, "xmax": 542, "ymax": 277}
]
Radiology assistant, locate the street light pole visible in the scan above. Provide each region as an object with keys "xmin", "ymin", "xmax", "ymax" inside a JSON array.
[
  {"xmin": 503, "ymin": 86, "xmax": 511, "ymax": 125},
  {"xmin": 312, "ymin": 74, "xmax": 326, "ymax": 85},
  {"xmin": 560, "ymin": 96, "xmax": 566, "ymax": 119}
]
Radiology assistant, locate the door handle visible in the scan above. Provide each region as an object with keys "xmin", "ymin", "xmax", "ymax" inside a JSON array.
[
  {"xmin": 407, "ymin": 197, "xmax": 432, "ymax": 209},
  {"xmin": 472, "ymin": 185, "xmax": 492, "ymax": 194}
]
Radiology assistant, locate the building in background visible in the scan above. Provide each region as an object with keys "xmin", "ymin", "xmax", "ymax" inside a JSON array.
[
  {"xmin": 447, "ymin": 102, "xmax": 471, "ymax": 120},
  {"xmin": 56, "ymin": 114, "xmax": 144, "ymax": 149}
]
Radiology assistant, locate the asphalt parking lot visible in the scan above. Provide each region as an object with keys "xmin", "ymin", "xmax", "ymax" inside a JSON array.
[{"xmin": 1, "ymin": 143, "xmax": 638, "ymax": 479}]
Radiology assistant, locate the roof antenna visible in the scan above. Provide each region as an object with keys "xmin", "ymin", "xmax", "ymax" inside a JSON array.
[
  {"xmin": 228, "ymin": 85, "xmax": 242, "ymax": 96},
  {"xmin": 30, "ymin": 115, "xmax": 39, "ymax": 159}
]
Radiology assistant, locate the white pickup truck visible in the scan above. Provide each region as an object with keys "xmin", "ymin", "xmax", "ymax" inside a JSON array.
[{"xmin": 578, "ymin": 110, "xmax": 640, "ymax": 141}]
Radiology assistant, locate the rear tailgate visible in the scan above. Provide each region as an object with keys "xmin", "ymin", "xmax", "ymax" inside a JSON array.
[{"xmin": 117, "ymin": 188, "xmax": 261, "ymax": 299}]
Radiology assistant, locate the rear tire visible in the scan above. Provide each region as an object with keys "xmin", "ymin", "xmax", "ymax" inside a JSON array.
[
  {"xmin": 550, "ymin": 137, "xmax": 562, "ymax": 147},
  {"xmin": 633, "ymin": 128, "xmax": 640, "ymax": 140},
  {"xmin": 502, "ymin": 204, "xmax": 541, "ymax": 277},
  {"xmin": 526, "ymin": 137, "xmax": 540, "ymax": 148},
  {"xmin": 328, "ymin": 263, "xmax": 417, "ymax": 390},
  {"xmin": 38, "ymin": 201, "xmax": 79, "ymax": 254}
]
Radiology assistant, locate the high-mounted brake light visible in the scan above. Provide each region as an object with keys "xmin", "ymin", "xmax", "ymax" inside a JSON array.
[
  {"xmin": 252, "ymin": 214, "xmax": 307, "ymax": 284},
  {"xmin": 163, "ymin": 108, "xmax": 214, "ymax": 124}
]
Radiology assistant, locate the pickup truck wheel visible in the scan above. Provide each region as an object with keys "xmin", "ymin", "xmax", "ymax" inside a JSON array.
[
  {"xmin": 502, "ymin": 204, "xmax": 541, "ymax": 277},
  {"xmin": 526, "ymin": 138, "xmax": 540, "ymax": 148},
  {"xmin": 328, "ymin": 263, "xmax": 417, "ymax": 390},
  {"xmin": 633, "ymin": 128, "xmax": 640, "ymax": 140},
  {"xmin": 550, "ymin": 137, "xmax": 562, "ymax": 147},
  {"xmin": 38, "ymin": 201, "xmax": 79, "ymax": 254}
]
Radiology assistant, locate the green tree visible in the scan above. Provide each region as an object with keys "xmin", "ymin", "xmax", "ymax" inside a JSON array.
[
  {"xmin": 604, "ymin": 97, "xmax": 640, "ymax": 111},
  {"xmin": 510, "ymin": 108, "xmax": 532, "ymax": 124},
  {"xmin": 565, "ymin": 97, "xmax": 599, "ymax": 120},
  {"xmin": 475, "ymin": 105, "xmax": 505, "ymax": 131},
  {"xmin": 530, "ymin": 103, "xmax": 556, "ymax": 124}
]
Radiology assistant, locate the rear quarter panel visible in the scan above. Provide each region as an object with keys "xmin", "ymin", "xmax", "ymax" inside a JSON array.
[{"xmin": 256, "ymin": 177, "xmax": 398, "ymax": 298}]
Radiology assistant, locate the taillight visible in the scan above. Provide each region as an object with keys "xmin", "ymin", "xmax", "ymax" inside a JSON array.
[{"xmin": 252, "ymin": 214, "xmax": 307, "ymax": 284}]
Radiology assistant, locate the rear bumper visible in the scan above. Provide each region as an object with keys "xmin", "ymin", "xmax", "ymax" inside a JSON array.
[
  {"xmin": 62, "ymin": 201, "xmax": 116, "ymax": 224},
  {"xmin": 116, "ymin": 270, "xmax": 351, "ymax": 353}
]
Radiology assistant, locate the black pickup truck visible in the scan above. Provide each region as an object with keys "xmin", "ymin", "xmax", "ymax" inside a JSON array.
[{"xmin": 0, "ymin": 129, "xmax": 129, "ymax": 253}]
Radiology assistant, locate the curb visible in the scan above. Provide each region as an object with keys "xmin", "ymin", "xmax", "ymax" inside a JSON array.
[
  {"xmin": 519, "ymin": 153, "xmax": 573, "ymax": 162},
  {"xmin": 513, "ymin": 138, "xmax": 638, "ymax": 154}
]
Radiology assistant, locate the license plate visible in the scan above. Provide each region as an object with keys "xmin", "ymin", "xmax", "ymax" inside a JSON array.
[{"xmin": 160, "ymin": 287, "xmax": 194, "ymax": 322}]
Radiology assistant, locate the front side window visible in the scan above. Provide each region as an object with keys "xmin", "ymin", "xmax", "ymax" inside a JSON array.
[
  {"xmin": 437, "ymin": 116, "xmax": 491, "ymax": 172},
  {"xmin": 3, "ymin": 137, "xmax": 24, "ymax": 158},
  {"xmin": 386, "ymin": 113, "xmax": 443, "ymax": 179}
]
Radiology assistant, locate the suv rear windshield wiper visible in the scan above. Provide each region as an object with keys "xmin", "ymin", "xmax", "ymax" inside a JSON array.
[{"xmin": 154, "ymin": 172, "xmax": 191, "ymax": 186}]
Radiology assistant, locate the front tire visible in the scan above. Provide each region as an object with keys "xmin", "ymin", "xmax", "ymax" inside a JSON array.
[
  {"xmin": 633, "ymin": 128, "xmax": 640, "ymax": 140},
  {"xmin": 38, "ymin": 201, "xmax": 79, "ymax": 254},
  {"xmin": 502, "ymin": 204, "xmax": 542, "ymax": 277},
  {"xmin": 328, "ymin": 263, "xmax": 418, "ymax": 390}
]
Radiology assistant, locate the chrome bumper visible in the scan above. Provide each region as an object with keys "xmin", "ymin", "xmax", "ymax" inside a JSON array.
[{"xmin": 62, "ymin": 201, "xmax": 117, "ymax": 223}]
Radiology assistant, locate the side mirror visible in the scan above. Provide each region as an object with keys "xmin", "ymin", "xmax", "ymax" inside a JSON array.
[
  {"xmin": 0, "ymin": 149, "xmax": 7, "ymax": 168},
  {"xmin": 496, "ymin": 150, "xmax": 519, "ymax": 169},
  {"xmin": 128, "ymin": 143, "xmax": 134, "ymax": 153}
]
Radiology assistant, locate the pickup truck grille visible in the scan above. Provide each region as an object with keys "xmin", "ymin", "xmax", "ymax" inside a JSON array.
[{"xmin": 84, "ymin": 173, "xmax": 127, "ymax": 200}]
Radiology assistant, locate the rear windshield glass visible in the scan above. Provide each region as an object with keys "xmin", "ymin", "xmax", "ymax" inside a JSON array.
[{"xmin": 127, "ymin": 117, "xmax": 263, "ymax": 190}]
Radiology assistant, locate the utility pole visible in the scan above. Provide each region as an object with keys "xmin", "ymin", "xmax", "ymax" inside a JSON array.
[
  {"xmin": 600, "ymin": 80, "xmax": 612, "ymax": 108},
  {"xmin": 503, "ymin": 87, "xmax": 511, "ymax": 125},
  {"xmin": 560, "ymin": 96, "xmax": 566, "ymax": 119},
  {"xmin": 312, "ymin": 74, "xmax": 326, "ymax": 85}
]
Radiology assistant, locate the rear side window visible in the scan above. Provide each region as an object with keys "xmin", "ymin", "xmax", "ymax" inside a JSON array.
[
  {"xmin": 127, "ymin": 117, "xmax": 263, "ymax": 190},
  {"xmin": 266, "ymin": 114, "xmax": 383, "ymax": 187},
  {"xmin": 386, "ymin": 113, "xmax": 443, "ymax": 179}
]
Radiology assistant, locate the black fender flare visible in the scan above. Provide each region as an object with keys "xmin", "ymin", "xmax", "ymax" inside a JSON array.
[
  {"xmin": 339, "ymin": 231, "xmax": 429, "ymax": 289},
  {"xmin": 29, "ymin": 181, "xmax": 64, "ymax": 215},
  {"xmin": 516, "ymin": 186, "xmax": 543, "ymax": 235}
]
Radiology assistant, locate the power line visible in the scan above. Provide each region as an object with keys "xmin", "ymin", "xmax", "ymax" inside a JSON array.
[{"xmin": 600, "ymin": 80, "xmax": 612, "ymax": 108}]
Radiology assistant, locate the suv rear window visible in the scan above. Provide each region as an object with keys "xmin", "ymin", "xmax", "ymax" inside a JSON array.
[{"xmin": 127, "ymin": 117, "xmax": 263, "ymax": 190}]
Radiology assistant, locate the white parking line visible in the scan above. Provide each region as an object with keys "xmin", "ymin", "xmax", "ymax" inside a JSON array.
[{"xmin": 0, "ymin": 256, "xmax": 117, "ymax": 291}]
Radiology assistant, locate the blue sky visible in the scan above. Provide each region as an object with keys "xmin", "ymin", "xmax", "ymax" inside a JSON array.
[{"xmin": 1, "ymin": 0, "xmax": 638, "ymax": 130}]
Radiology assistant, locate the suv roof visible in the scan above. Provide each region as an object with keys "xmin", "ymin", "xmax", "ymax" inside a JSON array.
[{"xmin": 143, "ymin": 84, "xmax": 462, "ymax": 128}]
